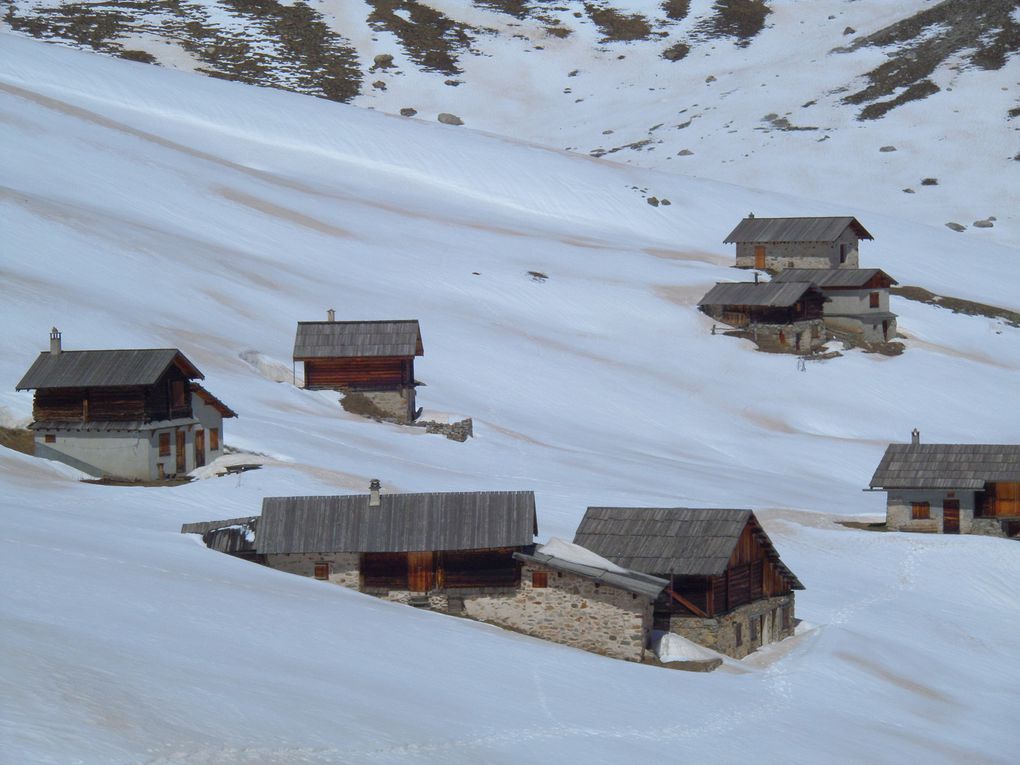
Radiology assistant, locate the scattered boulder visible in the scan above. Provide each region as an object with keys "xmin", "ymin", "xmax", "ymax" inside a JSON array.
[
  {"xmin": 437, "ymin": 113, "xmax": 464, "ymax": 126},
  {"xmin": 444, "ymin": 79, "xmax": 461, "ymax": 86},
  {"xmin": 527, "ymin": 270, "xmax": 548, "ymax": 282},
  {"xmin": 660, "ymin": 199, "xmax": 671, "ymax": 206},
  {"xmin": 705, "ymin": 75, "xmax": 717, "ymax": 83},
  {"xmin": 678, "ymin": 149, "xmax": 693, "ymax": 156},
  {"xmin": 400, "ymin": 107, "xmax": 417, "ymax": 117},
  {"xmin": 663, "ymin": 42, "xmax": 690, "ymax": 61},
  {"xmin": 903, "ymin": 188, "xmax": 915, "ymax": 194},
  {"xmin": 647, "ymin": 197, "xmax": 660, "ymax": 207},
  {"xmin": 879, "ymin": 145, "xmax": 896, "ymax": 152},
  {"xmin": 843, "ymin": 26, "xmax": 856, "ymax": 35},
  {"xmin": 945, "ymin": 222, "xmax": 966, "ymax": 232},
  {"xmin": 921, "ymin": 177, "xmax": 939, "ymax": 186},
  {"xmin": 372, "ymin": 53, "xmax": 394, "ymax": 69},
  {"xmin": 973, "ymin": 219, "xmax": 994, "ymax": 228},
  {"xmin": 372, "ymin": 80, "xmax": 386, "ymax": 90}
]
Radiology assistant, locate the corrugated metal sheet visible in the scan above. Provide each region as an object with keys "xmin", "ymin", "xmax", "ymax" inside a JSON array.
[
  {"xmin": 573, "ymin": 508, "xmax": 753, "ymax": 577},
  {"xmin": 16, "ymin": 349, "xmax": 202, "ymax": 390},
  {"xmin": 257, "ymin": 491, "xmax": 537, "ymax": 554},
  {"xmin": 293, "ymin": 320, "xmax": 423, "ymax": 359},
  {"xmin": 513, "ymin": 551, "xmax": 668, "ymax": 599},
  {"xmin": 181, "ymin": 517, "xmax": 258, "ymax": 555},
  {"xmin": 870, "ymin": 444, "xmax": 1020, "ymax": 489},
  {"xmin": 697, "ymin": 281, "xmax": 818, "ymax": 308},
  {"xmin": 773, "ymin": 268, "xmax": 897, "ymax": 288},
  {"xmin": 723, "ymin": 216, "xmax": 874, "ymax": 244}
]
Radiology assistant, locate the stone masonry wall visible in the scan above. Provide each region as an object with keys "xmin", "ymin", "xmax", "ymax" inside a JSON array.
[
  {"xmin": 886, "ymin": 489, "xmax": 976, "ymax": 534},
  {"xmin": 735, "ymin": 232, "xmax": 860, "ymax": 272},
  {"xmin": 265, "ymin": 552, "xmax": 361, "ymax": 588},
  {"xmin": 669, "ymin": 593, "xmax": 795, "ymax": 660},
  {"xmin": 464, "ymin": 564, "xmax": 651, "ymax": 662},
  {"xmin": 745, "ymin": 319, "xmax": 827, "ymax": 353}
]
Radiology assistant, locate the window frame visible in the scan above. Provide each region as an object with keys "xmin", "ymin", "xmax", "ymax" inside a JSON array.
[
  {"xmin": 44, "ymin": 433, "xmax": 56, "ymax": 444},
  {"xmin": 313, "ymin": 562, "xmax": 330, "ymax": 581},
  {"xmin": 869, "ymin": 291, "xmax": 880, "ymax": 309},
  {"xmin": 209, "ymin": 427, "xmax": 220, "ymax": 451},
  {"xmin": 158, "ymin": 432, "xmax": 171, "ymax": 457},
  {"xmin": 911, "ymin": 501, "xmax": 931, "ymax": 520},
  {"xmin": 531, "ymin": 571, "xmax": 549, "ymax": 589}
]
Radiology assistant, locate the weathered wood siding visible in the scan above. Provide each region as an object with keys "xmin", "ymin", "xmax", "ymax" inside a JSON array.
[
  {"xmin": 361, "ymin": 548, "xmax": 521, "ymax": 591},
  {"xmin": 32, "ymin": 366, "xmax": 193, "ymax": 423},
  {"xmin": 303, "ymin": 356, "xmax": 413, "ymax": 389}
]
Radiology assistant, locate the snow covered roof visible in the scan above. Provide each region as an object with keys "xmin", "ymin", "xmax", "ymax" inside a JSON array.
[
  {"xmin": 257, "ymin": 491, "xmax": 536, "ymax": 554},
  {"xmin": 515, "ymin": 539, "xmax": 668, "ymax": 599},
  {"xmin": 723, "ymin": 216, "xmax": 874, "ymax": 243},
  {"xmin": 574, "ymin": 507, "xmax": 804, "ymax": 589},
  {"xmin": 869, "ymin": 444, "xmax": 1020, "ymax": 489},
  {"xmin": 698, "ymin": 281, "xmax": 823, "ymax": 308},
  {"xmin": 293, "ymin": 320, "xmax": 423, "ymax": 360},
  {"xmin": 16, "ymin": 348, "xmax": 203, "ymax": 390},
  {"xmin": 772, "ymin": 268, "xmax": 897, "ymax": 288}
]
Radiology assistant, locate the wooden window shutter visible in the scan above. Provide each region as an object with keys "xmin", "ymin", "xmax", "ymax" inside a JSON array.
[
  {"xmin": 911, "ymin": 502, "xmax": 930, "ymax": 520},
  {"xmin": 158, "ymin": 432, "xmax": 171, "ymax": 456},
  {"xmin": 44, "ymin": 434, "xmax": 56, "ymax": 444},
  {"xmin": 210, "ymin": 427, "xmax": 220, "ymax": 451},
  {"xmin": 531, "ymin": 571, "xmax": 548, "ymax": 588},
  {"xmin": 314, "ymin": 563, "xmax": 330, "ymax": 580},
  {"xmin": 870, "ymin": 291, "xmax": 880, "ymax": 308}
]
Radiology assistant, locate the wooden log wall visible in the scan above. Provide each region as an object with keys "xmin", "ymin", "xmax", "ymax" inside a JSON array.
[
  {"xmin": 304, "ymin": 357, "xmax": 413, "ymax": 389},
  {"xmin": 34, "ymin": 387, "xmax": 147, "ymax": 422},
  {"xmin": 360, "ymin": 548, "xmax": 521, "ymax": 591}
]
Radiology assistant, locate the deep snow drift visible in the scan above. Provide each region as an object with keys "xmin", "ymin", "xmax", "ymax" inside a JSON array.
[{"xmin": 1, "ymin": 34, "xmax": 1019, "ymax": 764}]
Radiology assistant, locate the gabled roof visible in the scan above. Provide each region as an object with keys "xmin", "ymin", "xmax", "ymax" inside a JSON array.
[
  {"xmin": 513, "ymin": 550, "xmax": 668, "ymax": 599},
  {"xmin": 698, "ymin": 281, "xmax": 823, "ymax": 308},
  {"xmin": 773, "ymin": 268, "xmax": 897, "ymax": 288},
  {"xmin": 574, "ymin": 507, "xmax": 803, "ymax": 588},
  {"xmin": 293, "ymin": 320, "xmax": 423, "ymax": 360},
  {"xmin": 190, "ymin": 383, "xmax": 237, "ymax": 418},
  {"xmin": 16, "ymin": 349, "xmax": 203, "ymax": 390},
  {"xmin": 257, "ymin": 491, "xmax": 536, "ymax": 555},
  {"xmin": 869, "ymin": 444, "xmax": 1020, "ymax": 489},
  {"xmin": 724, "ymin": 216, "xmax": 874, "ymax": 244}
]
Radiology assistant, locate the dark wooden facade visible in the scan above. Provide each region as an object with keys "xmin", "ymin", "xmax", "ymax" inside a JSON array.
[
  {"xmin": 32, "ymin": 364, "xmax": 194, "ymax": 424},
  {"xmin": 715, "ymin": 296, "xmax": 826, "ymax": 327},
  {"xmin": 303, "ymin": 356, "xmax": 415, "ymax": 391},
  {"xmin": 662, "ymin": 521, "xmax": 796, "ymax": 618},
  {"xmin": 977, "ymin": 482, "xmax": 1020, "ymax": 518},
  {"xmin": 361, "ymin": 547, "xmax": 521, "ymax": 592}
]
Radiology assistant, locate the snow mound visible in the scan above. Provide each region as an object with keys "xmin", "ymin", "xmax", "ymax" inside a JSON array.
[{"xmin": 652, "ymin": 631, "xmax": 724, "ymax": 664}]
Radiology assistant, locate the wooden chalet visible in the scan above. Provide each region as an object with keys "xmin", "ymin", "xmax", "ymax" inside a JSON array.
[
  {"xmin": 574, "ymin": 507, "xmax": 804, "ymax": 659},
  {"xmin": 870, "ymin": 432, "xmax": 1020, "ymax": 537},
  {"xmin": 725, "ymin": 215, "xmax": 874, "ymax": 272},
  {"xmin": 774, "ymin": 268, "xmax": 898, "ymax": 342},
  {"xmin": 698, "ymin": 281, "xmax": 828, "ymax": 352},
  {"xmin": 15, "ymin": 330, "xmax": 234, "ymax": 480},
  {"xmin": 293, "ymin": 315, "xmax": 423, "ymax": 423}
]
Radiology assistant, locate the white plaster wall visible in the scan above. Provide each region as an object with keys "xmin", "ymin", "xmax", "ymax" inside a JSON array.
[{"xmin": 34, "ymin": 430, "xmax": 154, "ymax": 479}]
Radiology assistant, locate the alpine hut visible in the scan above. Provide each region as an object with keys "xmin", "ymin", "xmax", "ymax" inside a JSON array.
[{"xmin": 725, "ymin": 215, "xmax": 874, "ymax": 272}]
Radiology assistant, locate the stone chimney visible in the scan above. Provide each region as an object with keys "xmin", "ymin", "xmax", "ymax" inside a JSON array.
[
  {"xmin": 49, "ymin": 327, "xmax": 62, "ymax": 355},
  {"xmin": 911, "ymin": 428, "xmax": 920, "ymax": 445},
  {"xmin": 369, "ymin": 478, "xmax": 381, "ymax": 507},
  {"xmin": 327, "ymin": 308, "xmax": 336, "ymax": 322},
  {"xmin": 748, "ymin": 212, "xmax": 755, "ymax": 219}
]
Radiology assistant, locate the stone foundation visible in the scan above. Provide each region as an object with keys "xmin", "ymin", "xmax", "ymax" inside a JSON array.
[
  {"xmin": 339, "ymin": 388, "xmax": 415, "ymax": 424},
  {"xmin": 413, "ymin": 417, "xmax": 473, "ymax": 442},
  {"xmin": 728, "ymin": 319, "xmax": 827, "ymax": 354},
  {"xmin": 665, "ymin": 594, "xmax": 795, "ymax": 660},
  {"xmin": 265, "ymin": 552, "xmax": 361, "ymax": 588},
  {"xmin": 886, "ymin": 489, "xmax": 975, "ymax": 534}
]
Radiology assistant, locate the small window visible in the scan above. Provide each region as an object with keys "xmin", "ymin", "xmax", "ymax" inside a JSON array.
[
  {"xmin": 44, "ymin": 434, "xmax": 56, "ymax": 444},
  {"xmin": 158, "ymin": 432, "xmax": 171, "ymax": 456},
  {"xmin": 171, "ymin": 380, "xmax": 187, "ymax": 408},
  {"xmin": 749, "ymin": 618, "xmax": 758, "ymax": 642},
  {"xmin": 210, "ymin": 428, "xmax": 220, "ymax": 451},
  {"xmin": 911, "ymin": 502, "xmax": 931, "ymax": 520},
  {"xmin": 782, "ymin": 605, "xmax": 792, "ymax": 630},
  {"xmin": 734, "ymin": 623, "xmax": 743, "ymax": 647},
  {"xmin": 869, "ymin": 291, "xmax": 880, "ymax": 308},
  {"xmin": 839, "ymin": 243, "xmax": 848, "ymax": 263},
  {"xmin": 532, "ymin": 571, "xmax": 548, "ymax": 588},
  {"xmin": 314, "ymin": 563, "xmax": 330, "ymax": 580}
]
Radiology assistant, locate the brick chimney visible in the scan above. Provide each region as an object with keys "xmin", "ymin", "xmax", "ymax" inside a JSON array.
[
  {"xmin": 369, "ymin": 478, "xmax": 381, "ymax": 507},
  {"xmin": 49, "ymin": 327, "xmax": 62, "ymax": 355},
  {"xmin": 327, "ymin": 308, "xmax": 336, "ymax": 322},
  {"xmin": 911, "ymin": 428, "xmax": 920, "ymax": 445}
]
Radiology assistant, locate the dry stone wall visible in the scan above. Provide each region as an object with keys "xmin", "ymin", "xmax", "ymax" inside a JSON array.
[{"xmin": 668, "ymin": 594, "xmax": 795, "ymax": 659}]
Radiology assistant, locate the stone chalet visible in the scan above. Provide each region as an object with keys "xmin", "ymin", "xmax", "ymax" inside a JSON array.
[
  {"xmin": 574, "ymin": 507, "xmax": 804, "ymax": 659},
  {"xmin": 697, "ymin": 281, "xmax": 828, "ymax": 353},
  {"xmin": 184, "ymin": 483, "xmax": 668, "ymax": 662},
  {"xmin": 15, "ymin": 329, "xmax": 235, "ymax": 480},
  {"xmin": 869, "ymin": 431, "xmax": 1020, "ymax": 538},
  {"xmin": 725, "ymin": 215, "xmax": 874, "ymax": 272},
  {"xmin": 293, "ymin": 314, "xmax": 423, "ymax": 424},
  {"xmin": 773, "ymin": 268, "xmax": 898, "ymax": 343}
]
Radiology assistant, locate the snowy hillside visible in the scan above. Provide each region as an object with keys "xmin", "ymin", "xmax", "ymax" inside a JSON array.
[
  {"xmin": 2, "ymin": 33, "xmax": 1020, "ymax": 763},
  {"xmin": 4, "ymin": 0, "xmax": 1019, "ymax": 247}
]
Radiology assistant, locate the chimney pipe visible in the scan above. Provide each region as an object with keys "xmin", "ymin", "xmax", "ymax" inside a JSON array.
[
  {"xmin": 754, "ymin": 271, "xmax": 759, "ymax": 284},
  {"xmin": 911, "ymin": 428, "xmax": 920, "ymax": 445},
  {"xmin": 327, "ymin": 308, "xmax": 336, "ymax": 322},
  {"xmin": 50, "ymin": 327, "xmax": 62, "ymax": 355},
  {"xmin": 748, "ymin": 212, "xmax": 755, "ymax": 219},
  {"xmin": 369, "ymin": 478, "xmax": 381, "ymax": 507}
]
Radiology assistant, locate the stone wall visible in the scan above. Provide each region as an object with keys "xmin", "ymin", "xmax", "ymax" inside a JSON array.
[
  {"xmin": 744, "ymin": 319, "xmax": 827, "ymax": 353},
  {"xmin": 265, "ymin": 552, "xmax": 361, "ymax": 588},
  {"xmin": 735, "ymin": 231, "xmax": 860, "ymax": 271},
  {"xmin": 970, "ymin": 519, "xmax": 1008, "ymax": 538},
  {"xmin": 465, "ymin": 564, "xmax": 651, "ymax": 661},
  {"xmin": 413, "ymin": 417, "xmax": 473, "ymax": 442},
  {"xmin": 825, "ymin": 315, "xmax": 897, "ymax": 343},
  {"xmin": 667, "ymin": 593, "xmax": 795, "ymax": 659},
  {"xmin": 340, "ymin": 388, "xmax": 414, "ymax": 424},
  {"xmin": 886, "ymin": 488, "xmax": 976, "ymax": 534}
]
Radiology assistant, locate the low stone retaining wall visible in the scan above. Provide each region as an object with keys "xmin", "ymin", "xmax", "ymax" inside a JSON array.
[{"xmin": 412, "ymin": 418, "xmax": 473, "ymax": 442}]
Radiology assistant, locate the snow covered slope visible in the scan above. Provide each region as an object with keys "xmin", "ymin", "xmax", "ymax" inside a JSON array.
[{"xmin": 2, "ymin": 34, "xmax": 1020, "ymax": 763}]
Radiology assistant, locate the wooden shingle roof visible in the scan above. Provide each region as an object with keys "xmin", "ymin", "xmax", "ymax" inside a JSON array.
[
  {"xmin": 574, "ymin": 507, "xmax": 803, "ymax": 588},
  {"xmin": 257, "ymin": 491, "xmax": 537, "ymax": 555},
  {"xmin": 698, "ymin": 281, "xmax": 823, "ymax": 308},
  {"xmin": 724, "ymin": 216, "xmax": 873, "ymax": 244},
  {"xmin": 773, "ymin": 268, "xmax": 897, "ymax": 288},
  {"xmin": 293, "ymin": 320, "xmax": 423, "ymax": 360},
  {"xmin": 16, "ymin": 349, "xmax": 203, "ymax": 390},
  {"xmin": 869, "ymin": 444, "xmax": 1020, "ymax": 489}
]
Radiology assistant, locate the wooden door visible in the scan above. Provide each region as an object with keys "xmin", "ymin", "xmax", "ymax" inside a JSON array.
[
  {"xmin": 407, "ymin": 551, "xmax": 434, "ymax": 592},
  {"xmin": 943, "ymin": 500, "xmax": 960, "ymax": 534},
  {"xmin": 754, "ymin": 246, "xmax": 766, "ymax": 269},
  {"xmin": 195, "ymin": 430, "xmax": 205, "ymax": 468},
  {"xmin": 175, "ymin": 430, "xmax": 186, "ymax": 474}
]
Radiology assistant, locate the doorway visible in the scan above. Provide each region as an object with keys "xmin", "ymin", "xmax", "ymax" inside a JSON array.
[
  {"xmin": 175, "ymin": 430, "xmax": 186, "ymax": 474},
  {"xmin": 943, "ymin": 500, "xmax": 961, "ymax": 534},
  {"xmin": 195, "ymin": 430, "xmax": 205, "ymax": 468},
  {"xmin": 754, "ymin": 246, "xmax": 766, "ymax": 269}
]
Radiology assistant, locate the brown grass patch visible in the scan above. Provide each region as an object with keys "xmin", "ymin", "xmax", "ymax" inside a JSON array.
[{"xmin": 0, "ymin": 426, "xmax": 34, "ymax": 457}]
